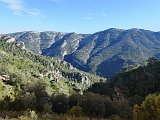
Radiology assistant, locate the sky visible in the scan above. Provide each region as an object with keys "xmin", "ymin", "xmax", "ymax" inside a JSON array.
[{"xmin": 0, "ymin": 0, "xmax": 160, "ymax": 34}]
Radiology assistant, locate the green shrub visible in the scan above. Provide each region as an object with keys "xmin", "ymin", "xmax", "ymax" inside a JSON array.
[
  {"xmin": 67, "ymin": 106, "xmax": 85, "ymax": 117},
  {"xmin": 18, "ymin": 110, "xmax": 38, "ymax": 120}
]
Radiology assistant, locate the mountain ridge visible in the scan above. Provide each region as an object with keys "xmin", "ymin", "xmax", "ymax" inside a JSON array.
[{"xmin": 2, "ymin": 28, "xmax": 160, "ymax": 78}]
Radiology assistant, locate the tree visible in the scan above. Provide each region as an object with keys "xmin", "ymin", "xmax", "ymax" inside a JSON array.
[
  {"xmin": 67, "ymin": 106, "xmax": 85, "ymax": 117},
  {"xmin": 133, "ymin": 94, "xmax": 160, "ymax": 120},
  {"xmin": 129, "ymin": 94, "xmax": 144, "ymax": 107},
  {"xmin": 51, "ymin": 94, "xmax": 69, "ymax": 114},
  {"xmin": 69, "ymin": 93, "xmax": 81, "ymax": 108},
  {"xmin": 147, "ymin": 57, "xmax": 159, "ymax": 65},
  {"xmin": 114, "ymin": 99, "xmax": 132, "ymax": 120},
  {"xmin": 78, "ymin": 93, "xmax": 116, "ymax": 117},
  {"xmin": 11, "ymin": 80, "xmax": 50, "ymax": 112}
]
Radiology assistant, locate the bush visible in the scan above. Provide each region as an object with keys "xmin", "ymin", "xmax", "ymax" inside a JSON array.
[
  {"xmin": 79, "ymin": 93, "xmax": 116, "ymax": 118},
  {"xmin": 18, "ymin": 110, "xmax": 38, "ymax": 120},
  {"xmin": 67, "ymin": 106, "xmax": 85, "ymax": 117},
  {"xmin": 133, "ymin": 94, "xmax": 160, "ymax": 120},
  {"xmin": 51, "ymin": 94, "xmax": 69, "ymax": 114},
  {"xmin": 113, "ymin": 99, "xmax": 132, "ymax": 120}
]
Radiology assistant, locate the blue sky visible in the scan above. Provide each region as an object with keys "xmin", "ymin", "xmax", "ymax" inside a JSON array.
[{"xmin": 0, "ymin": 0, "xmax": 160, "ymax": 34}]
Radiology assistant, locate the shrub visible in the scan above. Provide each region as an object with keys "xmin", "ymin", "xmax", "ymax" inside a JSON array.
[
  {"xmin": 133, "ymin": 94, "xmax": 160, "ymax": 120},
  {"xmin": 18, "ymin": 110, "xmax": 38, "ymax": 120},
  {"xmin": 67, "ymin": 106, "xmax": 85, "ymax": 117}
]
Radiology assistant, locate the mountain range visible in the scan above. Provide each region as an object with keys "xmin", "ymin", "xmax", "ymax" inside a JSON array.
[{"xmin": 4, "ymin": 28, "xmax": 160, "ymax": 78}]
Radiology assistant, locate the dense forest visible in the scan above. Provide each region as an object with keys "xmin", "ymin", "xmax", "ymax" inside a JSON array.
[{"xmin": 0, "ymin": 36, "xmax": 160, "ymax": 120}]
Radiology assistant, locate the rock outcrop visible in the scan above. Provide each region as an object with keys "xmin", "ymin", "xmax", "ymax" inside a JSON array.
[
  {"xmin": 0, "ymin": 75, "xmax": 10, "ymax": 82},
  {"xmin": 16, "ymin": 41, "xmax": 26, "ymax": 49}
]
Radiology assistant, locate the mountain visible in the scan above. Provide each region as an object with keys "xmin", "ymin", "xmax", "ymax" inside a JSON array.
[
  {"xmin": 64, "ymin": 28, "xmax": 160, "ymax": 78},
  {"xmin": 9, "ymin": 31, "xmax": 68, "ymax": 54},
  {"xmin": 4, "ymin": 28, "xmax": 160, "ymax": 78},
  {"xmin": 0, "ymin": 36, "xmax": 104, "ymax": 97},
  {"xmin": 42, "ymin": 32, "xmax": 87, "ymax": 59}
]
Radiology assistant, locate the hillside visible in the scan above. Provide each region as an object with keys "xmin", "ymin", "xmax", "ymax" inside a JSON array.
[
  {"xmin": 0, "ymin": 36, "xmax": 104, "ymax": 97},
  {"xmin": 64, "ymin": 28, "xmax": 160, "ymax": 77},
  {"xmin": 9, "ymin": 31, "xmax": 86, "ymax": 55},
  {"xmin": 88, "ymin": 57, "xmax": 160, "ymax": 99},
  {"xmin": 4, "ymin": 28, "xmax": 160, "ymax": 78}
]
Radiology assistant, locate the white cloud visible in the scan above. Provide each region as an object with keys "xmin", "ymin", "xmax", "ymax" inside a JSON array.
[
  {"xmin": 0, "ymin": 0, "xmax": 24, "ymax": 15},
  {"xmin": 26, "ymin": 8, "xmax": 45, "ymax": 17},
  {"xmin": 84, "ymin": 12, "xmax": 107, "ymax": 20},
  {"xmin": 0, "ymin": 0, "xmax": 44, "ymax": 17}
]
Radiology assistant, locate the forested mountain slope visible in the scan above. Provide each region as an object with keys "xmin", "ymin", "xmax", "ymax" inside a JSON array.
[
  {"xmin": 4, "ymin": 28, "xmax": 160, "ymax": 78},
  {"xmin": 88, "ymin": 57, "xmax": 160, "ymax": 99},
  {"xmin": 0, "ymin": 36, "xmax": 104, "ymax": 97}
]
